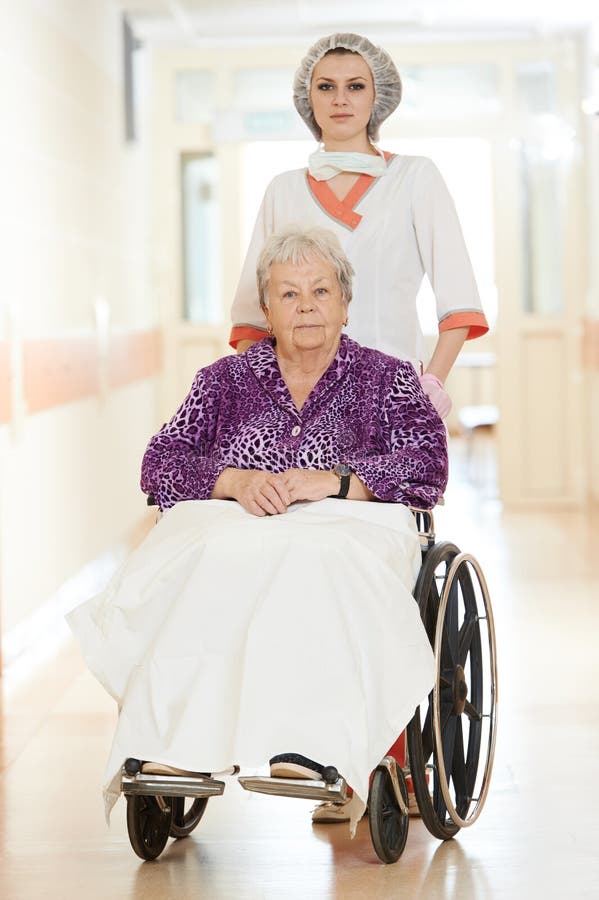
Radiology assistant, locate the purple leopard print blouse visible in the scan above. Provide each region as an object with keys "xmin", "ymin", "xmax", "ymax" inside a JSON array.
[{"xmin": 141, "ymin": 336, "xmax": 448, "ymax": 510}]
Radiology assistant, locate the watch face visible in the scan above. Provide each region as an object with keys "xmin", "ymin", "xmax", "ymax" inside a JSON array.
[{"xmin": 335, "ymin": 464, "xmax": 351, "ymax": 477}]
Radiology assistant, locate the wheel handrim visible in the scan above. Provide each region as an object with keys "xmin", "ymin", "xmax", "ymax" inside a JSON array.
[{"xmin": 433, "ymin": 553, "xmax": 498, "ymax": 828}]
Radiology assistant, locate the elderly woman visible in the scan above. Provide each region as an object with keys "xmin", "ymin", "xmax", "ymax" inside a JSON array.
[{"xmin": 68, "ymin": 227, "xmax": 447, "ymax": 834}]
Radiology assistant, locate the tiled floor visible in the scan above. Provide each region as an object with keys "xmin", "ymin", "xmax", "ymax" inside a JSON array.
[{"xmin": 1, "ymin": 460, "xmax": 599, "ymax": 899}]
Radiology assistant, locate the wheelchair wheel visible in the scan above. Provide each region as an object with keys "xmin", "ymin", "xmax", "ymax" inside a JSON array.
[
  {"xmin": 407, "ymin": 541, "xmax": 497, "ymax": 841},
  {"xmin": 126, "ymin": 794, "xmax": 173, "ymax": 860},
  {"xmin": 169, "ymin": 796, "xmax": 208, "ymax": 838},
  {"xmin": 368, "ymin": 764, "xmax": 409, "ymax": 863}
]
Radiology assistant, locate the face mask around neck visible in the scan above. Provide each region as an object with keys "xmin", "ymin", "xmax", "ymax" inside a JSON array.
[{"xmin": 308, "ymin": 146, "xmax": 388, "ymax": 181}]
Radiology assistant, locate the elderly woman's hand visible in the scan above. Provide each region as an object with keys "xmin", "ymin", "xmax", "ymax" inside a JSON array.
[
  {"xmin": 282, "ymin": 469, "xmax": 338, "ymax": 503},
  {"xmin": 283, "ymin": 468, "xmax": 376, "ymax": 503},
  {"xmin": 212, "ymin": 468, "xmax": 292, "ymax": 517}
]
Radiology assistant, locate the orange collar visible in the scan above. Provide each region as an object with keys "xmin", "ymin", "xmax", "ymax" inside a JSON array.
[{"xmin": 307, "ymin": 151, "xmax": 394, "ymax": 231}]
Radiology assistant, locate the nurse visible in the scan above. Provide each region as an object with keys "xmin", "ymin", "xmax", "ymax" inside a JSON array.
[{"xmin": 229, "ymin": 32, "xmax": 489, "ymax": 417}]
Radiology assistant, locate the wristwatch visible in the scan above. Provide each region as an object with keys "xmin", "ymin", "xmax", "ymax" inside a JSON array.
[{"xmin": 330, "ymin": 463, "xmax": 352, "ymax": 499}]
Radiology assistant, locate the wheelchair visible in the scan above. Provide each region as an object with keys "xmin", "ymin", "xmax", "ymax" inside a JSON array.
[{"xmin": 120, "ymin": 505, "xmax": 498, "ymax": 864}]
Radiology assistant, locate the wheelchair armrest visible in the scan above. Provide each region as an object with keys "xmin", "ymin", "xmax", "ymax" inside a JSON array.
[{"xmin": 409, "ymin": 506, "xmax": 437, "ymax": 547}]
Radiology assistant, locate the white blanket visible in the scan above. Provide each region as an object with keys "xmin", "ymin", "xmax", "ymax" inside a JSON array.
[{"xmin": 67, "ymin": 498, "xmax": 435, "ymax": 833}]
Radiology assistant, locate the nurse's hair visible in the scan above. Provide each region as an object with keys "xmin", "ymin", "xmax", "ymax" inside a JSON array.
[
  {"xmin": 257, "ymin": 226, "xmax": 354, "ymax": 309},
  {"xmin": 293, "ymin": 33, "xmax": 402, "ymax": 142}
]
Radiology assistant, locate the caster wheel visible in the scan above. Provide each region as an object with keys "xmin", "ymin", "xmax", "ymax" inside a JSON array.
[
  {"xmin": 169, "ymin": 797, "xmax": 208, "ymax": 838},
  {"xmin": 126, "ymin": 794, "xmax": 173, "ymax": 860},
  {"xmin": 368, "ymin": 765, "xmax": 409, "ymax": 864}
]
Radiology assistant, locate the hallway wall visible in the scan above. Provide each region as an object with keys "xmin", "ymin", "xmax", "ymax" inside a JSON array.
[
  {"xmin": 586, "ymin": 113, "xmax": 599, "ymax": 501},
  {"xmin": 0, "ymin": 2, "xmax": 160, "ymax": 661}
]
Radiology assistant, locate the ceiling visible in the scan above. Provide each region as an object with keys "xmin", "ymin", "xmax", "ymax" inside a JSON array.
[{"xmin": 121, "ymin": 0, "xmax": 599, "ymax": 49}]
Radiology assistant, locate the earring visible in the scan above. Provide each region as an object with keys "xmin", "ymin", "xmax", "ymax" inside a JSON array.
[{"xmin": 267, "ymin": 323, "xmax": 273, "ymax": 334}]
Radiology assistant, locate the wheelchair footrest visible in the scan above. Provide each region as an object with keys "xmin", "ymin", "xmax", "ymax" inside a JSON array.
[
  {"xmin": 121, "ymin": 773, "xmax": 225, "ymax": 799},
  {"xmin": 238, "ymin": 775, "xmax": 347, "ymax": 802}
]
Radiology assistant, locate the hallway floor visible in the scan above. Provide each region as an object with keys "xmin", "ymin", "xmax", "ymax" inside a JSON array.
[{"xmin": 2, "ymin": 467, "xmax": 599, "ymax": 899}]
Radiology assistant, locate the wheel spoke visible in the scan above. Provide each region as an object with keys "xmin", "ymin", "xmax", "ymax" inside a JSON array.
[
  {"xmin": 421, "ymin": 702, "xmax": 434, "ymax": 762},
  {"xmin": 139, "ymin": 800, "xmax": 150, "ymax": 837},
  {"xmin": 440, "ymin": 627, "xmax": 454, "ymax": 671},
  {"xmin": 434, "ymin": 712, "xmax": 456, "ymax": 823},
  {"xmin": 425, "ymin": 581, "xmax": 441, "ymax": 641},
  {"xmin": 451, "ymin": 717, "xmax": 467, "ymax": 803},
  {"xmin": 441, "ymin": 715, "xmax": 457, "ymax": 779},
  {"xmin": 464, "ymin": 699, "xmax": 482, "ymax": 722},
  {"xmin": 458, "ymin": 614, "xmax": 477, "ymax": 667},
  {"xmin": 440, "ymin": 691, "xmax": 454, "ymax": 731},
  {"xmin": 433, "ymin": 771, "xmax": 448, "ymax": 825},
  {"xmin": 441, "ymin": 579, "xmax": 459, "ymax": 668}
]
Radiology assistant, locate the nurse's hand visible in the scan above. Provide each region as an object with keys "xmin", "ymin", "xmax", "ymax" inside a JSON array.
[
  {"xmin": 211, "ymin": 468, "xmax": 291, "ymax": 516},
  {"xmin": 419, "ymin": 373, "xmax": 452, "ymax": 419}
]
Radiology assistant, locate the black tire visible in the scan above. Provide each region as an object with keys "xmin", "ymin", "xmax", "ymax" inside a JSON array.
[
  {"xmin": 169, "ymin": 797, "xmax": 209, "ymax": 839},
  {"xmin": 368, "ymin": 766, "xmax": 409, "ymax": 864},
  {"xmin": 407, "ymin": 541, "xmax": 485, "ymax": 840},
  {"xmin": 126, "ymin": 794, "xmax": 173, "ymax": 860}
]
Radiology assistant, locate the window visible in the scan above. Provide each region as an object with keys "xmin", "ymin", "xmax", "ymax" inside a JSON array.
[
  {"xmin": 516, "ymin": 63, "xmax": 572, "ymax": 315},
  {"xmin": 233, "ymin": 67, "xmax": 296, "ymax": 110},
  {"xmin": 398, "ymin": 64, "xmax": 501, "ymax": 120},
  {"xmin": 181, "ymin": 154, "xmax": 220, "ymax": 323},
  {"xmin": 175, "ymin": 71, "xmax": 217, "ymax": 123}
]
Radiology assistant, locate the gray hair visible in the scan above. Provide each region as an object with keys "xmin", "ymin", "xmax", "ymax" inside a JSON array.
[
  {"xmin": 293, "ymin": 33, "xmax": 402, "ymax": 142},
  {"xmin": 257, "ymin": 227, "xmax": 354, "ymax": 309}
]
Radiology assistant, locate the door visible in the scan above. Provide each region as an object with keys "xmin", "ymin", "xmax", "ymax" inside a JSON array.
[{"xmin": 494, "ymin": 51, "xmax": 586, "ymax": 506}]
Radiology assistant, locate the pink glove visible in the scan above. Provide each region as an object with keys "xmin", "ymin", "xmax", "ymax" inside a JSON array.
[{"xmin": 419, "ymin": 373, "xmax": 452, "ymax": 419}]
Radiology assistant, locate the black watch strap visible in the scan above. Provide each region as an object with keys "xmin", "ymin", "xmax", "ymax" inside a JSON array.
[
  {"xmin": 335, "ymin": 473, "xmax": 351, "ymax": 499},
  {"xmin": 330, "ymin": 464, "xmax": 352, "ymax": 499}
]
